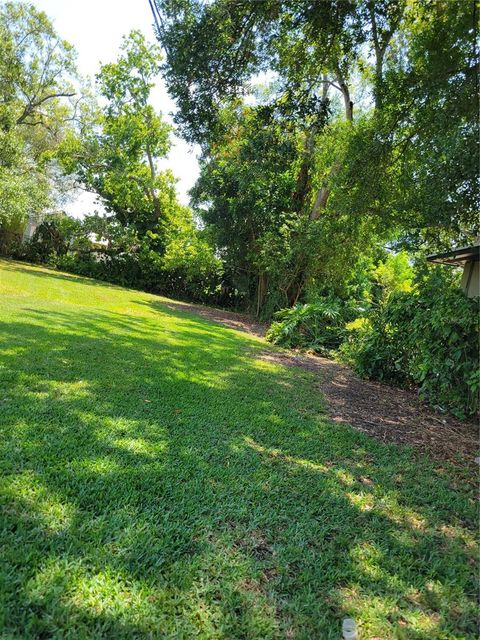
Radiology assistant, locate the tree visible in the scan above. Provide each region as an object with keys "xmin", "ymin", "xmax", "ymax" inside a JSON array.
[
  {"xmin": 61, "ymin": 31, "xmax": 173, "ymax": 235},
  {"xmin": 191, "ymin": 101, "xmax": 300, "ymax": 315},
  {"xmin": 0, "ymin": 2, "xmax": 79, "ymax": 240},
  {"xmin": 0, "ymin": 1, "xmax": 77, "ymax": 131},
  {"xmin": 381, "ymin": 0, "xmax": 479, "ymax": 248},
  {"xmin": 154, "ymin": 0, "xmax": 478, "ymax": 316}
]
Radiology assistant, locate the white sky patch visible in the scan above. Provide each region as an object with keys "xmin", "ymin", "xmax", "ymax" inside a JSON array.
[{"xmin": 30, "ymin": 0, "xmax": 200, "ymax": 215}]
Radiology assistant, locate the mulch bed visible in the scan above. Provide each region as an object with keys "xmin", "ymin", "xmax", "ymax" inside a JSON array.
[{"xmin": 165, "ymin": 301, "xmax": 479, "ymax": 467}]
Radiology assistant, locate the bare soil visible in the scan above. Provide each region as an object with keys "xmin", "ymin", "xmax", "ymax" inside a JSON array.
[{"xmin": 165, "ymin": 301, "xmax": 479, "ymax": 467}]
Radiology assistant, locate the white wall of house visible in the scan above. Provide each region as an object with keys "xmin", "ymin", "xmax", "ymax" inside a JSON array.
[
  {"xmin": 461, "ymin": 261, "xmax": 479, "ymax": 298},
  {"xmin": 22, "ymin": 214, "xmax": 40, "ymax": 241}
]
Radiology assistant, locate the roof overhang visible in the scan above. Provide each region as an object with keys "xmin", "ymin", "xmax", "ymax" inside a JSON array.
[{"xmin": 427, "ymin": 245, "xmax": 480, "ymax": 266}]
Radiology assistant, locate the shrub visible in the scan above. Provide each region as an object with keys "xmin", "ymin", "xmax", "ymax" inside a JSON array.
[
  {"xmin": 21, "ymin": 214, "xmax": 81, "ymax": 263},
  {"xmin": 341, "ymin": 269, "xmax": 479, "ymax": 417},
  {"xmin": 266, "ymin": 299, "xmax": 349, "ymax": 354},
  {"xmin": 59, "ymin": 243, "xmax": 222, "ymax": 305},
  {"xmin": 18, "ymin": 212, "xmax": 225, "ymax": 306}
]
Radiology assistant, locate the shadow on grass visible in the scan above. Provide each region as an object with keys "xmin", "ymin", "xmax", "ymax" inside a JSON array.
[{"xmin": 0, "ymin": 303, "xmax": 477, "ymax": 639}]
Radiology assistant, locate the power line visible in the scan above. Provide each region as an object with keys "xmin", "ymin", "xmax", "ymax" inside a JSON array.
[
  {"xmin": 147, "ymin": 0, "xmax": 162, "ymax": 37},
  {"xmin": 147, "ymin": 0, "xmax": 170, "ymax": 57}
]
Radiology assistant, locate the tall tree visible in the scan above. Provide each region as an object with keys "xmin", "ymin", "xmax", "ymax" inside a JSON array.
[
  {"xmin": 0, "ymin": 1, "xmax": 77, "ymax": 136},
  {"xmin": 61, "ymin": 31, "xmax": 174, "ymax": 234},
  {"xmin": 0, "ymin": 2, "xmax": 79, "ymax": 238},
  {"xmin": 191, "ymin": 102, "xmax": 301, "ymax": 314},
  {"xmin": 154, "ymin": 0, "xmax": 478, "ymax": 316}
]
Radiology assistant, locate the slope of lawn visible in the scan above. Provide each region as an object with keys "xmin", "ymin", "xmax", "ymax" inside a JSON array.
[{"xmin": 0, "ymin": 259, "xmax": 477, "ymax": 639}]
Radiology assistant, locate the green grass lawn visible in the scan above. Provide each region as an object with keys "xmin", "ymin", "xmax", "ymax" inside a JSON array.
[{"xmin": 0, "ymin": 259, "xmax": 477, "ymax": 639}]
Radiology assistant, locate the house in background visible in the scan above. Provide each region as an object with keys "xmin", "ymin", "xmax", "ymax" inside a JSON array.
[
  {"xmin": 22, "ymin": 212, "xmax": 42, "ymax": 242},
  {"xmin": 0, "ymin": 212, "xmax": 41, "ymax": 255},
  {"xmin": 427, "ymin": 241, "xmax": 480, "ymax": 298}
]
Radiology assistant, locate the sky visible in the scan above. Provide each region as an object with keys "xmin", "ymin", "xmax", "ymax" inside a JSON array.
[{"xmin": 30, "ymin": 0, "xmax": 200, "ymax": 217}]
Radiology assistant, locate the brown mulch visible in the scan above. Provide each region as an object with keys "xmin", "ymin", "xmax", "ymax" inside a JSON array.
[
  {"xmin": 165, "ymin": 301, "xmax": 479, "ymax": 467},
  {"xmin": 258, "ymin": 350, "xmax": 478, "ymax": 467}
]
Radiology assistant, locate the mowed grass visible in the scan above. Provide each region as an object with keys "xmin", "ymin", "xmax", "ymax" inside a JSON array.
[{"xmin": 0, "ymin": 259, "xmax": 477, "ymax": 640}]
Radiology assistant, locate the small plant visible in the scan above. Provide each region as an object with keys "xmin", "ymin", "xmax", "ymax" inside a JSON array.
[{"xmin": 266, "ymin": 299, "xmax": 347, "ymax": 354}]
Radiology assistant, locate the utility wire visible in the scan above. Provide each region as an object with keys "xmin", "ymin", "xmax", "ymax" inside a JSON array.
[
  {"xmin": 147, "ymin": 0, "xmax": 161, "ymax": 33},
  {"xmin": 147, "ymin": 0, "xmax": 171, "ymax": 58},
  {"xmin": 148, "ymin": 0, "xmax": 164, "ymax": 44}
]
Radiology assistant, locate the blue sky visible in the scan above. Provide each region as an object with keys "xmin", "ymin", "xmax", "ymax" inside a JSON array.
[{"xmin": 31, "ymin": 0, "xmax": 200, "ymax": 216}]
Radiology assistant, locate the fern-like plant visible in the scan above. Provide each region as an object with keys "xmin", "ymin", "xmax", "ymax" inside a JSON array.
[{"xmin": 266, "ymin": 299, "xmax": 347, "ymax": 354}]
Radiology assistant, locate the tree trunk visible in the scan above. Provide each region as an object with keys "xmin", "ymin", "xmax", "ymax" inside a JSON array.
[
  {"xmin": 146, "ymin": 146, "xmax": 162, "ymax": 220},
  {"xmin": 367, "ymin": 1, "xmax": 403, "ymax": 112},
  {"xmin": 309, "ymin": 159, "xmax": 342, "ymax": 220},
  {"xmin": 309, "ymin": 65, "xmax": 352, "ymax": 221},
  {"xmin": 334, "ymin": 62, "xmax": 353, "ymax": 123},
  {"xmin": 293, "ymin": 75, "xmax": 329, "ymax": 213},
  {"xmin": 292, "ymin": 129, "xmax": 316, "ymax": 212},
  {"xmin": 256, "ymin": 272, "xmax": 268, "ymax": 317}
]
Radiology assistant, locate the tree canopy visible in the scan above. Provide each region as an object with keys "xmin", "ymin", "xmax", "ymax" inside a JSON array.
[
  {"xmin": 154, "ymin": 0, "xmax": 478, "ymax": 316},
  {"xmin": 0, "ymin": 1, "xmax": 79, "ymax": 234},
  {"xmin": 60, "ymin": 31, "xmax": 175, "ymax": 235}
]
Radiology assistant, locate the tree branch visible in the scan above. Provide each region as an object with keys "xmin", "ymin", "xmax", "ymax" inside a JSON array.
[{"xmin": 16, "ymin": 91, "xmax": 76, "ymax": 125}]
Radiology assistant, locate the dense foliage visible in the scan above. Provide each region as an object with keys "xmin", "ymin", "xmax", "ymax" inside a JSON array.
[
  {"xmin": 341, "ymin": 270, "xmax": 479, "ymax": 418},
  {"xmin": 267, "ymin": 261, "xmax": 478, "ymax": 417},
  {"xmin": 265, "ymin": 251, "xmax": 411, "ymax": 352},
  {"xmin": 15, "ymin": 211, "xmax": 222, "ymax": 304},
  {"xmin": 0, "ymin": 2, "xmax": 78, "ymax": 250},
  {"xmin": 155, "ymin": 0, "xmax": 478, "ymax": 317},
  {"xmin": 266, "ymin": 299, "xmax": 352, "ymax": 355},
  {"xmin": 59, "ymin": 31, "xmax": 174, "ymax": 235}
]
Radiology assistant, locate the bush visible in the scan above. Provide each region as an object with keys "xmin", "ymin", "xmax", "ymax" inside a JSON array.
[
  {"xmin": 19, "ymin": 213, "xmax": 81, "ymax": 263},
  {"xmin": 15, "ymin": 212, "xmax": 225, "ymax": 306},
  {"xmin": 341, "ymin": 269, "xmax": 479, "ymax": 417},
  {"xmin": 266, "ymin": 299, "xmax": 350, "ymax": 354},
  {"xmin": 56, "ymin": 248, "xmax": 222, "ymax": 305}
]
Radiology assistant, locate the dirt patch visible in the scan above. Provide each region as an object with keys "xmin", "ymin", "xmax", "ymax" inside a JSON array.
[{"xmin": 167, "ymin": 301, "xmax": 479, "ymax": 467}]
